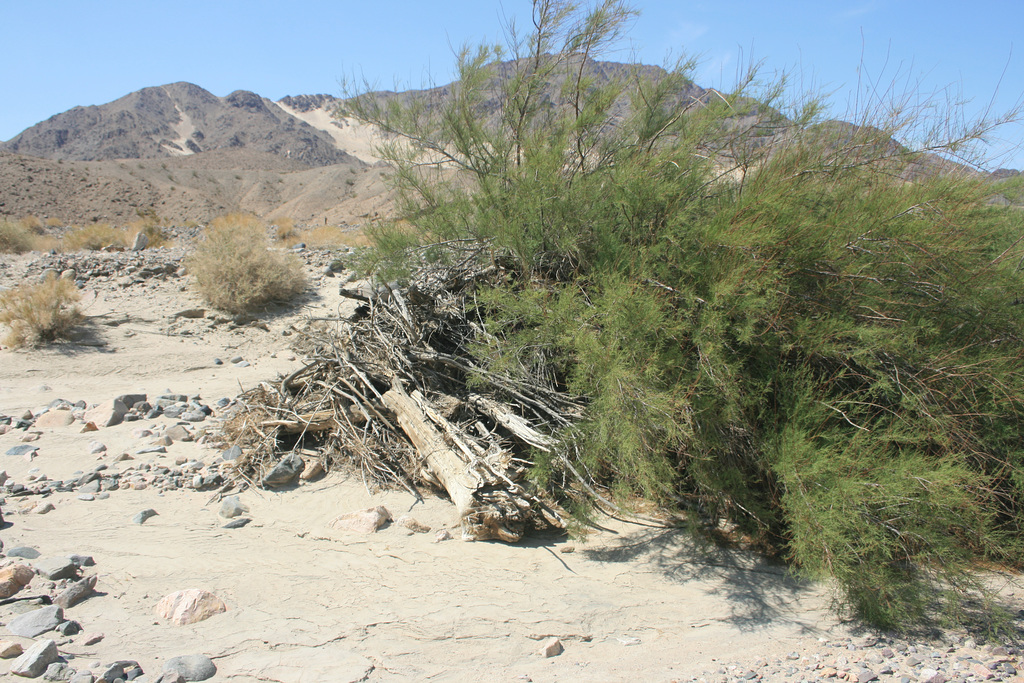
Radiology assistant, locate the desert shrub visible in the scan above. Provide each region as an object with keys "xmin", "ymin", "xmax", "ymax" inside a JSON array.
[
  {"xmin": 280, "ymin": 225, "xmax": 371, "ymax": 248},
  {"xmin": 18, "ymin": 215, "xmax": 44, "ymax": 233},
  {"xmin": 0, "ymin": 220, "xmax": 34, "ymax": 253},
  {"xmin": 345, "ymin": 0, "xmax": 1024, "ymax": 628},
  {"xmin": 62, "ymin": 224, "xmax": 129, "ymax": 251},
  {"xmin": 188, "ymin": 215, "xmax": 307, "ymax": 313},
  {"xmin": 0, "ymin": 276, "xmax": 84, "ymax": 347},
  {"xmin": 270, "ymin": 216, "xmax": 299, "ymax": 241},
  {"xmin": 45, "ymin": 217, "xmax": 63, "ymax": 228},
  {"xmin": 127, "ymin": 212, "xmax": 172, "ymax": 249}
]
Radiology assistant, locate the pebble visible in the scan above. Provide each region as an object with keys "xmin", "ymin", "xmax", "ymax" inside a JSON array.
[
  {"xmin": 260, "ymin": 453, "xmax": 304, "ymax": 487},
  {"xmin": 222, "ymin": 517, "xmax": 251, "ymax": 529},
  {"xmin": 162, "ymin": 654, "xmax": 217, "ymax": 681},
  {"xmin": 155, "ymin": 589, "xmax": 227, "ymax": 625},
  {"xmin": 219, "ymin": 496, "xmax": 248, "ymax": 519}
]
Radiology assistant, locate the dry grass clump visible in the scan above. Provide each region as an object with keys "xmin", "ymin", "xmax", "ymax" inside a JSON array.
[
  {"xmin": 270, "ymin": 216, "xmax": 299, "ymax": 241},
  {"xmin": 0, "ymin": 220, "xmax": 35, "ymax": 253},
  {"xmin": 18, "ymin": 215, "xmax": 45, "ymax": 233},
  {"xmin": 62, "ymin": 224, "xmax": 130, "ymax": 251},
  {"xmin": 188, "ymin": 215, "xmax": 307, "ymax": 314},
  {"xmin": 0, "ymin": 276, "xmax": 84, "ymax": 347},
  {"xmin": 280, "ymin": 225, "xmax": 372, "ymax": 248},
  {"xmin": 126, "ymin": 217, "xmax": 172, "ymax": 249}
]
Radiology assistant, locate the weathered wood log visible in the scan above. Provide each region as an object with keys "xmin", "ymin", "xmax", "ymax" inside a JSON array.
[{"xmin": 261, "ymin": 411, "xmax": 337, "ymax": 433}]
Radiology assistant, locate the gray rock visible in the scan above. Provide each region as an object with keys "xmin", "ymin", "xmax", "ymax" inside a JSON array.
[
  {"xmin": 229, "ymin": 356, "xmax": 243, "ymax": 364},
  {"xmin": 222, "ymin": 517, "xmax": 250, "ymax": 529},
  {"xmin": 6, "ymin": 546, "xmax": 41, "ymax": 559},
  {"xmin": 150, "ymin": 673, "xmax": 185, "ymax": 683},
  {"xmin": 131, "ymin": 231, "xmax": 149, "ymax": 251},
  {"xmin": 68, "ymin": 554, "xmax": 96, "ymax": 568},
  {"xmin": 114, "ymin": 394, "xmax": 147, "ymax": 410},
  {"xmin": 233, "ymin": 361, "xmax": 250, "ymax": 368},
  {"xmin": 157, "ymin": 394, "xmax": 189, "ymax": 404},
  {"xmin": 162, "ymin": 406, "xmax": 185, "ymax": 419},
  {"xmin": 98, "ymin": 661, "xmax": 140, "ymax": 682},
  {"xmin": 34, "ymin": 556, "xmax": 78, "ymax": 580},
  {"xmin": 218, "ymin": 496, "xmax": 248, "ymax": 519},
  {"xmin": 78, "ymin": 480, "xmax": 101, "ymax": 494},
  {"xmin": 180, "ymin": 411, "xmax": 205, "ymax": 422},
  {"xmin": 10, "ymin": 639, "xmax": 59, "ymax": 677},
  {"xmin": 6, "ymin": 445, "xmax": 39, "ymax": 456},
  {"xmin": 162, "ymin": 655, "xmax": 216, "ymax": 682},
  {"xmin": 8, "ymin": 605, "xmax": 64, "ymax": 637},
  {"xmin": 44, "ymin": 660, "xmax": 73, "ymax": 680},
  {"xmin": 260, "ymin": 453, "xmax": 304, "ymax": 487},
  {"xmin": 135, "ymin": 446, "xmax": 167, "ymax": 455},
  {"xmin": 78, "ymin": 493, "xmax": 96, "ymax": 501},
  {"xmin": 220, "ymin": 445, "xmax": 242, "ymax": 461},
  {"xmin": 70, "ymin": 673, "xmax": 95, "ymax": 683},
  {"xmin": 132, "ymin": 509, "xmax": 158, "ymax": 524},
  {"xmin": 56, "ymin": 619, "xmax": 81, "ymax": 636}
]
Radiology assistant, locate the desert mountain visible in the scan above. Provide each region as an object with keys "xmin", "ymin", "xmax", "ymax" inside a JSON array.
[
  {"xmin": 1, "ymin": 82, "xmax": 366, "ymax": 168},
  {"xmin": 0, "ymin": 60, "xmax": 1017, "ymax": 227}
]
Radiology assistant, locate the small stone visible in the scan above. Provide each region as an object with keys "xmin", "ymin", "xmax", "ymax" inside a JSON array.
[
  {"xmin": 180, "ymin": 411, "xmax": 205, "ymax": 422},
  {"xmin": 218, "ymin": 496, "xmax": 248, "ymax": 519},
  {"xmin": 34, "ymin": 502, "xmax": 56, "ymax": 514},
  {"xmin": 222, "ymin": 517, "xmax": 250, "ymax": 529},
  {"xmin": 136, "ymin": 446, "xmax": 167, "ymax": 455},
  {"xmin": 162, "ymin": 654, "xmax": 216, "ymax": 681},
  {"xmin": 132, "ymin": 508, "xmax": 158, "ymax": 524},
  {"xmin": 6, "ymin": 546, "xmax": 41, "ymax": 559},
  {"xmin": 233, "ymin": 361, "xmax": 250, "ymax": 368},
  {"xmin": 131, "ymin": 231, "xmax": 148, "ymax": 251},
  {"xmin": 260, "ymin": 453, "xmax": 303, "ymax": 487},
  {"xmin": 56, "ymin": 619, "xmax": 82, "ymax": 635},
  {"xmin": 0, "ymin": 640, "xmax": 23, "ymax": 658},
  {"xmin": 434, "ymin": 529, "xmax": 453, "ymax": 542},
  {"xmin": 155, "ymin": 589, "xmax": 227, "ymax": 625},
  {"xmin": 213, "ymin": 358, "xmax": 223, "ymax": 366},
  {"xmin": 151, "ymin": 436, "xmax": 173, "ymax": 447},
  {"xmin": 219, "ymin": 445, "xmax": 241, "ymax": 462},
  {"xmin": 114, "ymin": 394, "xmax": 146, "ymax": 410},
  {"xmin": 78, "ymin": 494, "xmax": 95, "ymax": 501},
  {"xmin": 7, "ymin": 605, "xmax": 64, "ymax": 637},
  {"xmin": 396, "ymin": 515, "xmax": 431, "ymax": 533},
  {"xmin": 539, "ymin": 637, "xmax": 563, "ymax": 658},
  {"xmin": 328, "ymin": 506, "xmax": 392, "ymax": 534},
  {"xmin": 82, "ymin": 633, "xmax": 104, "ymax": 646},
  {"xmin": 88, "ymin": 441, "xmax": 107, "ymax": 454},
  {"xmin": 6, "ymin": 445, "xmax": 38, "ymax": 457},
  {"xmin": 9, "ymin": 638, "xmax": 59, "ymax": 677},
  {"xmin": 164, "ymin": 425, "xmax": 192, "ymax": 442},
  {"xmin": 299, "ymin": 459, "xmax": 324, "ymax": 481}
]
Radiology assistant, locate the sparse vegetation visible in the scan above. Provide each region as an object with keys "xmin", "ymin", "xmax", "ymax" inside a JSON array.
[
  {"xmin": 0, "ymin": 220, "xmax": 35, "ymax": 253},
  {"xmin": 188, "ymin": 213, "xmax": 307, "ymax": 313},
  {"xmin": 0, "ymin": 275, "xmax": 84, "ymax": 347},
  {"xmin": 345, "ymin": 0, "xmax": 1024, "ymax": 629},
  {"xmin": 61, "ymin": 223, "xmax": 129, "ymax": 251}
]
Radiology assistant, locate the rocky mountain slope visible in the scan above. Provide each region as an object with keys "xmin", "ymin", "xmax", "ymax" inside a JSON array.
[{"xmin": 0, "ymin": 60, "xmax": 1018, "ymax": 227}]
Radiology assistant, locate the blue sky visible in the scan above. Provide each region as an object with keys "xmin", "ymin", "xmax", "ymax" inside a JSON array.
[{"xmin": 3, "ymin": 1, "xmax": 1022, "ymax": 169}]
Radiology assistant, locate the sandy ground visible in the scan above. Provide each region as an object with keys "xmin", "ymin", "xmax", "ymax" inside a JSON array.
[{"xmin": 1, "ymin": 249, "xmax": 1003, "ymax": 682}]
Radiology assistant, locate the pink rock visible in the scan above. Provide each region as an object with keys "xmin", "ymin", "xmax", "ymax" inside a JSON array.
[
  {"xmin": 82, "ymin": 399, "xmax": 128, "ymax": 428},
  {"xmin": 539, "ymin": 637, "xmax": 563, "ymax": 657},
  {"xmin": 0, "ymin": 565, "xmax": 34, "ymax": 599},
  {"xmin": 396, "ymin": 515, "xmax": 431, "ymax": 533},
  {"xmin": 35, "ymin": 410, "xmax": 75, "ymax": 428},
  {"xmin": 82, "ymin": 633, "xmax": 104, "ymax": 646},
  {"xmin": 155, "ymin": 589, "xmax": 227, "ymax": 625},
  {"xmin": 328, "ymin": 506, "xmax": 392, "ymax": 534},
  {"xmin": 0, "ymin": 639, "xmax": 23, "ymax": 658}
]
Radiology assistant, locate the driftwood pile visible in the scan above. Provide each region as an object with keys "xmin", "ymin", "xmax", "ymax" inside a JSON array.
[{"xmin": 226, "ymin": 256, "xmax": 582, "ymax": 541}]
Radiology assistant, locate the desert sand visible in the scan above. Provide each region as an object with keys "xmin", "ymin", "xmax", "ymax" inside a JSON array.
[{"xmin": 0, "ymin": 247, "xmax": 1018, "ymax": 682}]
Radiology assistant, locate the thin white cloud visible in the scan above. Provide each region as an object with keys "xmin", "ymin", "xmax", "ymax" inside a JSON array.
[
  {"xmin": 669, "ymin": 21, "xmax": 710, "ymax": 46},
  {"xmin": 835, "ymin": 2, "xmax": 879, "ymax": 20}
]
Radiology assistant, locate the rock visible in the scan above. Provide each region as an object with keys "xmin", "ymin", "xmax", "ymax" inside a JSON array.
[
  {"xmin": 132, "ymin": 508, "xmax": 158, "ymax": 524},
  {"xmin": 155, "ymin": 589, "xmax": 227, "ymax": 625},
  {"xmin": 434, "ymin": 529, "xmax": 453, "ymax": 543},
  {"xmin": 229, "ymin": 356, "xmax": 243, "ymax": 364},
  {"xmin": 35, "ymin": 410, "xmax": 75, "ymax": 428},
  {"xmin": 152, "ymin": 673, "xmax": 185, "ymax": 683},
  {"xmin": 539, "ymin": 637, "xmax": 563, "ymax": 657},
  {"xmin": 0, "ymin": 564, "xmax": 34, "ymax": 598},
  {"xmin": 82, "ymin": 633, "xmax": 104, "ymax": 646},
  {"xmin": 299, "ymin": 459, "xmax": 324, "ymax": 481},
  {"xmin": 173, "ymin": 309, "xmax": 205, "ymax": 319},
  {"xmin": 54, "ymin": 574, "xmax": 97, "ymax": 609},
  {"xmin": 67, "ymin": 554, "xmax": 95, "ymax": 568},
  {"xmin": 87, "ymin": 441, "xmax": 107, "ymax": 454},
  {"xmin": 0, "ymin": 640, "xmax": 24, "ymax": 658},
  {"xmin": 130, "ymin": 231, "xmax": 149, "ymax": 251},
  {"xmin": 6, "ymin": 445, "xmax": 38, "ymax": 457},
  {"xmin": 34, "ymin": 502, "xmax": 56, "ymax": 514},
  {"xmin": 34, "ymin": 557, "xmax": 78, "ymax": 580},
  {"xmin": 219, "ymin": 445, "xmax": 242, "ymax": 462},
  {"xmin": 396, "ymin": 515, "xmax": 431, "ymax": 533},
  {"xmin": 135, "ymin": 446, "xmax": 166, "ymax": 455},
  {"xmin": 233, "ymin": 361, "xmax": 250, "ymax": 368},
  {"xmin": 180, "ymin": 411, "xmax": 205, "ymax": 422},
  {"xmin": 98, "ymin": 661, "xmax": 140, "ymax": 682},
  {"xmin": 222, "ymin": 517, "xmax": 250, "ymax": 529},
  {"xmin": 162, "ymin": 655, "xmax": 216, "ymax": 682},
  {"xmin": 6, "ymin": 546, "xmax": 41, "ymax": 559},
  {"xmin": 82, "ymin": 399, "xmax": 128, "ymax": 428},
  {"xmin": 56, "ymin": 619, "xmax": 81, "ymax": 636},
  {"xmin": 9, "ymin": 639, "xmax": 58, "ymax": 677},
  {"xmin": 79, "ymin": 422, "xmax": 98, "ymax": 432},
  {"xmin": 163, "ymin": 425, "xmax": 192, "ymax": 442},
  {"xmin": 218, "ymin": 496, "xmax": 248, "ymax": 519},
  {"xmin": 328, "ymin": 506, "xmax": 392, "ymax": 534},
  {"xmin": 260, "ymin": 453, "xmax": 303, "ymax": 487},
  {"xmin": 7, "ymin": 605, "xmax": 64, "ymax": 637},
  {"xmin": 114, "ymin": 394, "xmax": 147, "ymax": 410},
  {"xmin": 69, "ymin": 672, "xmax": 94, "ymax": 683}
]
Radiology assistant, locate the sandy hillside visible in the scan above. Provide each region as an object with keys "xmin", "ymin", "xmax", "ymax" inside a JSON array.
[{"xmin": 0, "ymin": 246, "xmax": 1020, "ymax": 683}]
